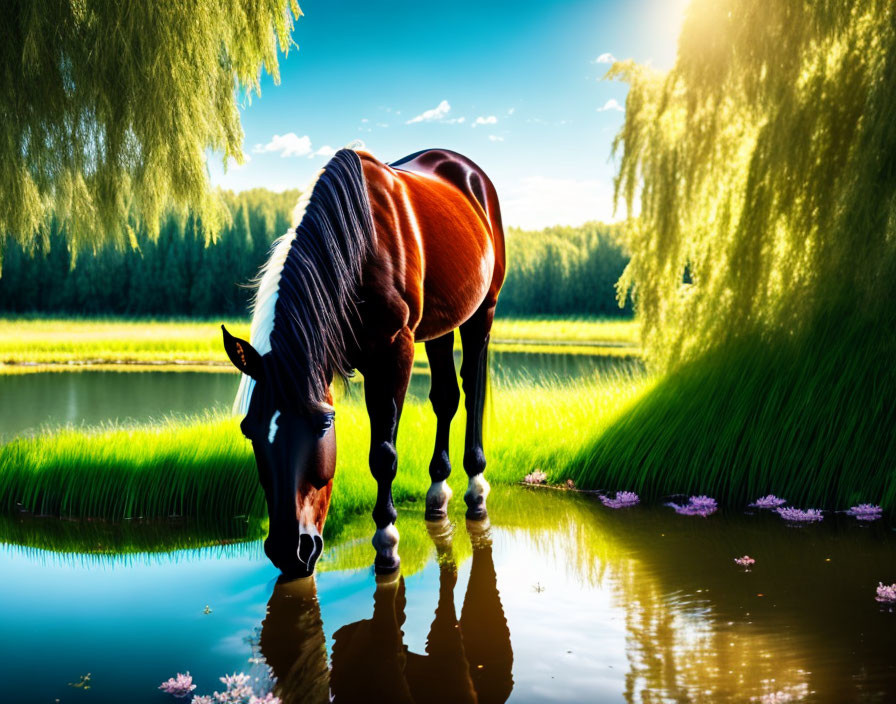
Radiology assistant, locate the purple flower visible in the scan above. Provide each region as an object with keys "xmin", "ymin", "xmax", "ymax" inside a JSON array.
[
  {"xmin": 667, "ymin": 495, "xmax": 717, "ymax": 517},
  {"xmin": 776, "ymin": 507, "xmax": 823, "ymax": 523},
  {"xmin": 847, "ymin": 503, "xmax": 883, "ymax": 521},
  {"xmin": 749, "ymin": 494, "xmax": 786, "ymax": 509},
  {"xmin": 734, "ymin": 555, "xmax": 755, "ymax": 567},
  {"xmin": 600, "ymin": 491, "xmax": 640, "ymax": 509},
  {"xmin": 876, "ymin": 582, "xmax": 896, "ymax": 604},
  {"xmin": 160, "ymin": 673, "xmax": 197, "ymax": 698},
  {"xmin": 524, "ymin": 470, "xmax": 547, "ymax": 485},
  {"xmin": 688, "ymin": 495, "xmax": 717, "ymax": 510}
]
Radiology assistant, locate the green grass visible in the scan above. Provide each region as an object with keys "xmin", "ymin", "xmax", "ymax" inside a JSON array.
[
  {"xmin": 0, "ymin": 374, "xmax": 651, "ymax": 532},
  {"xmin": 0, "ymin": 316, "xmax": 638, "ymax": 367},
  {"xmin": 566, "ymin": 315, "xmax": 896, "ymax": 512}
]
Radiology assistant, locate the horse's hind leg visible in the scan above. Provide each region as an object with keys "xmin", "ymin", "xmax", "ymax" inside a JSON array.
[
  {"xmin": 425, "ymin": 331, "xmax": 460, "ymax": 520},
  {"xmin": 362, "ymin": 327, "xmax": 415, "ymax": 574},
  {"xmin": 459, "ymin": 303, "xmax": 496, "ymax": 520}
]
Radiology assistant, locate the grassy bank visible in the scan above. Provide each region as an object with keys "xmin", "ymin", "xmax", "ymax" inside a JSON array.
[
  {"xmin": 0, "ymin": 374, "xmax": 651, "ymax": 533},
  {"xmin": 0, "ymin": 316, "xmax": 639, "ymax": 367},
  {"xmin": 566, "ymin": 317, "xmax": 896, "ymax": 512}
]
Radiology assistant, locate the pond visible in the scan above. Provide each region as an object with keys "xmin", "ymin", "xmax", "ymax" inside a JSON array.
[
  {"xmin": 2, "ymin": 487, "xmax": 895, "ymax": 703},
  {"xmin": 0, "ymin": 350, "xmax": 640, "ymax": 439}
]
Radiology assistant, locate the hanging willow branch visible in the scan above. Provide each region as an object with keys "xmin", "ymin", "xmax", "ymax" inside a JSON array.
[
  {"xmin": 612, "ymin": 0, "xmax": 896, "ymax": 369},
  {"xmin": 0, "ymin": 0, "xmax": 300, "ymax": 260}
]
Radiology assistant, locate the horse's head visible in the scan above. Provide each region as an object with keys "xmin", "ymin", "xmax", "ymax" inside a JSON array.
[{"xmin": 222, "ymin": 325, "xmax": 336, "ymax": 578}]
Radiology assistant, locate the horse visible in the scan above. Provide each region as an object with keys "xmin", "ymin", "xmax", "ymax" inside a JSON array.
[{"xmin": 222, "ymin": 146, "xmax": 506, "ymax": 578}]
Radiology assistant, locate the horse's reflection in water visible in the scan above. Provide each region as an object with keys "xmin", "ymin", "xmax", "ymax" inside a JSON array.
[{"xmin": 261, "ymin": 519, "xmax": 514, "ymax": 704}]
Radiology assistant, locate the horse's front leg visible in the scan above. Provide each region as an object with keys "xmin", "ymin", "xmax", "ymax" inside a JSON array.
[{"xmin": 362, "ymin": 327, "xmax": 415, "ymax": 574}]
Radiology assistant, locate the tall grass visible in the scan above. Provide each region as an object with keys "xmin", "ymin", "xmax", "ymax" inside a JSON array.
[
  {"xmin": 567, "ymin": 316, "xmax": 896, "ymax": 511},
  {"xmin": 0, "ymin": 375, "xmax": 650, "ymax": 532}
]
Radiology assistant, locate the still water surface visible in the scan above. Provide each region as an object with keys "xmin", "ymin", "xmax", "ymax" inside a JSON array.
[{"xmin": 2, "ymin": 488, "xmax": 895, "ymax": 703}]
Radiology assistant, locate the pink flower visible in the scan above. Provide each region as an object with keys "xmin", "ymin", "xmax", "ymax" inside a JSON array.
[
  {"xmin": 776, "ymin": 507, "xmax": 823, "ymax": 523},
  {"xmin": 600, "ymin": 491, "xmax": 640, "ymax": 509},
  {"xmin": 734, "ymin": 555, "xmax": 755, "ymax": 567},
  {"xmin": 160, "ymin": 673, "xmax": 197, "ymax": 698},
  {"xmin": 192, "ymin": 697, "xmax": 214, "ymax": 704},
  {"xmin": 249, "ymin": 695, "xmax": 281, "ymax": 704},
  {"xmin": 524, "ymin": 470, "xmax": 547, "ymax": 485},
  {"xmin": 876, "ymin": 582, "xmax": 896, "ymax": 604},
  {"xmin": 847, "ymin": 503, "xmax": 883, "ymax": 521},
  {"xmin": 749, "ymin": 494, "xmax": 786, "ymax": 509}
]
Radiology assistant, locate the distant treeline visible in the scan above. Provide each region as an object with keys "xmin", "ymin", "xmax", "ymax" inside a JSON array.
[
  {"xmin": 0, "ymin": 190, "xmax": 298, "ymax": 317},
  {"xmin": 500, "ymin": 222, "xmax": 630, "ymax": 317},
  {"xmin": 0, "ymin": 195, "xmax": 630, "ymax": 317}
]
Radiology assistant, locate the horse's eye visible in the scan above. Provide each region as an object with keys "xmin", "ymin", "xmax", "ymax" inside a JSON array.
[{"xmin": 314, "ymin": 412, "xmax": 335, "ymax": 437}]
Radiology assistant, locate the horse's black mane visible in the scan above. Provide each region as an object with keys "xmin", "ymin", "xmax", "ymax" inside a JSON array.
[{"xmin": 266, "ymin": 148, "xmax": 374, "ymax": 413}]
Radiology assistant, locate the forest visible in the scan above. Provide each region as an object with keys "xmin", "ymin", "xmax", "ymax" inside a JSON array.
[{"xmin": 0, "ymin": 196, "xmax": 630, "ymax": 319}]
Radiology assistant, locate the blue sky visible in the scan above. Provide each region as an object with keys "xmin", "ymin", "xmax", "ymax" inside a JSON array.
[{"xmin": 209, "ymin": 0, "xmax": 688, "ymax": 229}]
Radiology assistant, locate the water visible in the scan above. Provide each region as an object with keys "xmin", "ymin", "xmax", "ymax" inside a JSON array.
[
  {"xmin": 0, "ymin": 351, "xmax": 639, "ymax": 439},
  {"xmin": 2, "ymin": 488, "xmax": 895, "ymax": 703}
]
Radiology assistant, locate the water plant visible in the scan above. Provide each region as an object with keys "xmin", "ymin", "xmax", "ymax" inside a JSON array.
[
  {"xmin": 777, "ymin": 507, "xmax": 824, "ymax": 523},
  {"xmin": 734, "ymin": 556, "xmax": 755, "ymax": 567},
  {"xmin": 876, "ymin": 583, "xmax": 896, "ymax": 604},
  {"xmin": 600, "ymin": 491, "xmax": 639, "ymax": 509},
  {"xmin": 524, "ymin": 470, "xmax": 548, "ymax": 485},
  {"xmin": 159, "ymin": 672, "xmax": 196, "ymax": 698},
  {"xmin": 668, "ymin": 496, "xmax": 717, "ymax": 517},
  {"xmin": 160, "ymin": 672, "xmax": 280, "ymax": 704},
  {"xmin": 846, "ymin": 504, "xmax": 883, "ymax": 521},
  {"xmin": 749, "ymin": 495, "xmax": 787, "ymax": 509}
]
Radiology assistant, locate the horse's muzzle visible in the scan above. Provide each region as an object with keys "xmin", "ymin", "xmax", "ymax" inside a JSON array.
[{"xmin": 265, "ymin": 524, "xmax": 324, "ymax": 579}]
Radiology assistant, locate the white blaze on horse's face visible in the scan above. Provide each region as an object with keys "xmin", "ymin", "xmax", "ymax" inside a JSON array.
[{"xmin": 268, "ymin": 410, "xmax": 281, "ymax": 444}]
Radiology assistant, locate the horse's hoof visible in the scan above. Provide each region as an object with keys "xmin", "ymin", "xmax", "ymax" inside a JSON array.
[
  {"xmin": 374, "ymin": 554, "xmax": 400, "ymax": 575},
  {"xmin": 425, "ymin": 480, "xmax": 453, "ymax": 521},
  {"xmin": 465, "ymin": 506, "xmax": 488, "ymax": 521}
]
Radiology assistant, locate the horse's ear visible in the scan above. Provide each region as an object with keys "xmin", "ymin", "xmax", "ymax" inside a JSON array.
[{"xmin": 222, "ymin": 325, "xmax": 264, "ymax": 379}]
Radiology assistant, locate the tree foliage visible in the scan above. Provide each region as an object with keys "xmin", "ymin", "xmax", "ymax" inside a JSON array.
[
  {"xmin": 0, "ymin": 190, "xmax": 297, "ymax": 316},
  {"xmin": 499, "ymin": 222, "xmax": 630, "ymax": 317},
  {"xmin": 0, "ymin": 0, "xmax": 300, "ymax": 261},
  {"xmin": 612, "ymin": 0, "xmax": 896, "ymax": 368}
]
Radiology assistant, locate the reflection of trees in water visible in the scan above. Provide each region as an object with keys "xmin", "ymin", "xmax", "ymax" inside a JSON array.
[
  {"xmin": 260, "ymin": 518, "xmax": 513, "ymax": 704},
  {"xmin": 486, "ymin": 489, "xmax": 813, "ymax": 703},
  {"xmin": 614, "ymin": 567, "xmax": 809, "ymax": 703}
]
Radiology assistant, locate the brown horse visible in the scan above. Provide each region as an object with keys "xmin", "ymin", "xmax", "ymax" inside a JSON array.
[{"xmin": 222, "ymin": 147, "xmax": 506, "ymax": 577}]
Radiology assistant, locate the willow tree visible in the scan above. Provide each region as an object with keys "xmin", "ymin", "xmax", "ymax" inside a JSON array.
[
  {"xmin": 612, "ymin": 0, "xmax": 896, "ymax": 369},
  {"xmin": 0, "ymin": 0, "xmax": 300, "ymax": 260}
]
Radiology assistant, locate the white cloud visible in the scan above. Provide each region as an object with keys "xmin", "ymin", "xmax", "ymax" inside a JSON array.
[
  {"xmin": 252, "ymin": 133, "xmax": 313, "ymax": 157},
  {"xmin": 473, "ymin": 115, "xmax": 498, "ymax": 127},
  {"xmin": 507, "ymin": 107, "xmax": 516, "ymax": 116},
  {"xmin": 406, "ymin": 99, "xmax": 452, "ymax": 124},
  {"xmin": 361, "ymin": 118, "xmax": 369, "ymax": 123},
  {"xmin": 313, "ymin": 145, "xmax": 337, "ymax": 158},
  {"xmin": 501, "ymin": 176, "xmax": 619, "ymax": 229},
  {"xmin": 594, "ymin": 52, "xmax": 617, "ymax": 64},
  {"xmin": 488, "ymin": 135, "xmax": 504, "ymax": 142},
  {"xmin": 597, "ymin": 99, "xmax": 624, "ymax": 112},
  {"xmin": 445, "ymin": 116, "xmax": 466, "ymax": 124}
]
